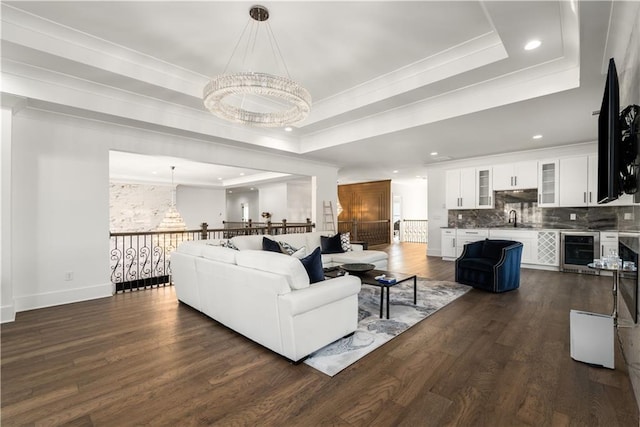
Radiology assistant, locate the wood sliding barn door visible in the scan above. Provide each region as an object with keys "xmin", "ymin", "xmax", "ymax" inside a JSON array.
[{"xmin": 337, "ymin": 180, "xmax": 391, "ymax": 245}]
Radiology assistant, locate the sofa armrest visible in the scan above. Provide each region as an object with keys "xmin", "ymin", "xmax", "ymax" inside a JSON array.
[
  {"xmin": 350, "ymin": 244, "xmax": 364, "ymax": 252},
  {"xmin": 278, "ymin": 275, "xmax": 361, "ymax": 316}
]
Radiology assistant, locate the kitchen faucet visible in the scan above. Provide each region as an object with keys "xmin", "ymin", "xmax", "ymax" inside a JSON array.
[{"xmin": 508, "ymin": 210, "xmax": 518, "ymax": 227}]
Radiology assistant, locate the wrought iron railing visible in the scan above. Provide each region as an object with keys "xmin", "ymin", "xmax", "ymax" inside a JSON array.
[
  {"xmin": 338, "ymin": 219, "xmax": 391, "ymax": 246},
  {"xmin": 401, "ymin": 219, "xmax": 429, "ymax": 243},
  {"xmin": 110, "ymin": 220, "xmax": 315, "ymax": 292}
]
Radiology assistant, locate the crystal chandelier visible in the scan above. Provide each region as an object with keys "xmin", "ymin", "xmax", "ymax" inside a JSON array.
[
  {"xmin": 203, "ymin": 5, "xmax": 311, "ymax": 127},
  {"xmin": 156, "ymin": 166, "xmax": 187, "ymax": 232}
]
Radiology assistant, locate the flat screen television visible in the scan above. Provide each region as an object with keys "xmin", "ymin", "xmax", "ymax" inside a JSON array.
[{"xmin": 597, "ymin": 58, "xmax": 621, "ymax": 204}]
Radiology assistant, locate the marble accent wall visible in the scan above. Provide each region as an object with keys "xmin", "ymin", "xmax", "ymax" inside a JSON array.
[
  {"xmin": 448, "ymin": 189, "xmax": 639, "ymax": 230},
  {"xmin": 110, "ymin": 182, "xmax": 172, "ymax": 232}
]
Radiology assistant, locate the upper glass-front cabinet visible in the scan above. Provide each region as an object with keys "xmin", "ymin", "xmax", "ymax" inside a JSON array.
[
  {"xmin": 476, "ymin": 167, "xmax": 493, "ymax": 209},
  {"xmin": 538, "ymin": 160, "xmax": 559, "ymax": 207}
]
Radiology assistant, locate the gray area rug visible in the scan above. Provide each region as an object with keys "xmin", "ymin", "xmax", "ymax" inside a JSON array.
[{"xmin": 304, "ymin": 278, "xmax": 470, "ymax": 376}]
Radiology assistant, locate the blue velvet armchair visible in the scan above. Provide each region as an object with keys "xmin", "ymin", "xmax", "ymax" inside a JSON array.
[{"xmin": 455, "ymin": 239, "xmax": 523, "ymax": 293}]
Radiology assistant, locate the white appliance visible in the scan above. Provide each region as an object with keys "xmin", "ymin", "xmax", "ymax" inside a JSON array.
[{"xmin": 570, "ymin": 310, "xmax": 614, "ymax": 369}]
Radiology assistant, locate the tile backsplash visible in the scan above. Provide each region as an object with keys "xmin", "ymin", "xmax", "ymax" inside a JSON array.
[{"xmin": 448, "ymin": 189, "xmax": 639, "ymax": 230}]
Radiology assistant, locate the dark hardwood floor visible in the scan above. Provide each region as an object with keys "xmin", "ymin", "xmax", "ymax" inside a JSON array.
[{"xmin": 2, "ymin": 242, "xmax": 638, "ymax": 426}]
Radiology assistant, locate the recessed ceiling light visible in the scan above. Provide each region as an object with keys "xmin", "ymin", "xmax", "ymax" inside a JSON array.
[
  {"xmin": 430, "ymin": 151, "xmax": 438, "ymax": 156},
  {"xmin": 218, "ymin": 177, "xmax": 223, "ymax": 180},
  {"xmin": 284, "ymin": 126, "xmax": 293, "ymax": 132},
  {"xmin": 392, "ymin": 170, "xmax": 399, "ymax": 174},
  {"xmin": 250, "ymin": 187, "xmax": 255, "ymax": 190},
  {"xmin": 228, "ymin": 190, "xmax": 233, "ymax": 193},
  {"xmin": 239, "ymin": 172, "xmax": 245, "ymax": 176},
  {"xmin": 532, "ymin": 134, "xmax": 543, "ymax": 140},
  {"xmin": 524, "ymin": 39, "xmax": 541, "ymax": 51}
]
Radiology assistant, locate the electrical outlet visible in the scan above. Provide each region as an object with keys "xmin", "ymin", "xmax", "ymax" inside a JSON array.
[
  {"xmin": 457, "ymin": 214, "xmax": 462, "ymax": 220},
  {"xmin": 624, "ymin": 212, "xmax": 633, "ymax": 220},
  {"xmin": 64, "ymin": 271, "xmax": 74, "ymax": 281},
  {"xmin": 570, "ymin": 213, "xmax": 576, "ymax": 221}
]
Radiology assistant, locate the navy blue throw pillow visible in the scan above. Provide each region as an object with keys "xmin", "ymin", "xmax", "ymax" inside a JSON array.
[
  {"xmin": 321, "ymin": 233, "xmax": 344, "ymax": 254},
  {"xmin": 262, "ymin": 237, "xmax": 284, "ymax": 253},
  {"xmin": 300, "ymin": 247, "xmax": 325, "ymax": 284}
]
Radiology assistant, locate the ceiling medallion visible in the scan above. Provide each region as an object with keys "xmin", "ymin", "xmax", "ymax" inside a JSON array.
[{"xmin": 203, "ymin": 5, "xmax": 311, "ymax": 127}]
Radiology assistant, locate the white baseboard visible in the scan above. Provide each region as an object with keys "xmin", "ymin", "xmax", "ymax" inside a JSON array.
[
  {"xmin": 1, "ymin": 304, "xmax": 15, "ymax": 323},
  {"xmin": 14, "ymin": 282, "xmax": 113, "ymax": 313},
  {"xmin": 427, "ymin": 248, "xmax": 442, "ymax": 257}
]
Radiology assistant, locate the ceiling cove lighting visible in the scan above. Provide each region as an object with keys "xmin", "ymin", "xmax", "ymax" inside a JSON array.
[
  {"xmin": 203, "ymin": 5, "xmax": 311, "ymax": 127},
  {"xmin": 524, "ymin": 39, "xmax": 542, "ymax": 51}
]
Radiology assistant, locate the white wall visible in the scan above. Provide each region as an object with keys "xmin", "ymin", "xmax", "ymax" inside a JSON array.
[
  {"xmin": 177, "ymin": 186, "xmax": 226, "ymax": 229},
  {"xmin": 259, "ymin": 183, "xmax": 288, "ymax": 221},
  {"xmin": 391, "ymin": 181, "xmax": 429, "ymax": 219},
  {"xmin": 6, "ymin": 108, "xmax": 339, "ymax": 315},
  {"xmin": 287, "ymin": 179, "xmax": 312, "ymax": 222},
  {"xmin": 226, "ymin": 190, "xmax": 259, "ymax": 222},
  {"xmin": 12, "ymin": 111, "xmax": 112, "ymax": 312},
  {"xmin": 1, "ymin": 107, "xmax": 14, "ymax": 322}
]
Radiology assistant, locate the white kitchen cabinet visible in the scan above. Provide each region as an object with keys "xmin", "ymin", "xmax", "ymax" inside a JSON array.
[
  {"xmin": 441, "ymin": 229, "xmax": 457, "ymax": 258},
  {"xmin": 600, "ymin": 232, "xmax": 618, "ymax": 259},
  {"xmin": 446, "ymin": 167, "xmax": 492, "ymax": 210},
  {"xmin": 455, "ymin": 229, "xmax": 489, "ymax": 257},
  {"xmin": 445, "ymin": 168, "xmax": 476, "ymax": 210},
  {"xmin": 538, "ymin": 160, "xmax": 559, "ymax": 207},
  {"xmin": 476, "ymin": 167, "xmax": 494, "ymax": 209},
  {"xmin": 487, "ymin": 229, "xmax": 536, "ymax": 264},
  {"xmin": 441, "ymin": 229, "xmax": 488, "ymax": 259},
  {"xmin": 492, "ymin": 161, "xmax": 538, "ymax": 191},
  {"xmin": 560, "ymin": 154, "xmax": 636, "ymax": 207},
  {"xmin": 559, "ymin": 155, "xmax": 592, "ymax": 207}
]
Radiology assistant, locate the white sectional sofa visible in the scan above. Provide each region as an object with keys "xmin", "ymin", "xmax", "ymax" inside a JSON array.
[
  {"xmin": 170, "ymin": 239, "xmax": 363, "ymax": 363},
  {"xmin": 230, "ymin": 232, "xmax": 388, "ymax": 269}
]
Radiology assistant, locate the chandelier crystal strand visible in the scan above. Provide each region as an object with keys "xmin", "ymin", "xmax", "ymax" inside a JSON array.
[
  {"xmin": 203, "ymin": 5, "xmax": 311, "ymax": 127},
  {"xmin": 156, "ymin": 166, "xmax": 187, "ymax": 232}
]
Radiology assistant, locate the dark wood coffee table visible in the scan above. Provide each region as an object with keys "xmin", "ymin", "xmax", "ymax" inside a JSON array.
[{"xmin": 325, "ymin": 267, "xmax": 417, "ymax": 319}]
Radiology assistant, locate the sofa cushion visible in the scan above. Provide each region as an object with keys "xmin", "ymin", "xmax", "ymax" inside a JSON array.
[
  {"xmin": 235, "ymin": 250, "xmax": 310, "ymax": 290},
  {"xmin": 230, "ymin": 234, "xmax": 264, "ymax": 251},
  {"xmin": 262, "ymin": 236, "xmax": 284, "ymax": 253},
  {"xmin": 290, "ymin": 246, "xmax": 307, "ymax": 259},
  {"xmin": 299, "ymin": 247, "xmax": 325, "ymax": 284},
  {"xmin": 200, "ymin": 245, "xmax": 238, "ymax": 264},
  {"xmin": 304, "ymin": 232, "xmax": 324, "ymax": 252},
  {"xmin": 176, "ymin": 240, "xmax": 208, "ymax": 257},
  {"xmin": 321, "ymin": 233, "xmax": 344, "ymax": 254},
  {"xmin": 331, "ymin": 249, "xmax": 387, "ymax": 265},
  {"xmin": 481, "ymin": 240, "xmax": 505, "ymax": 262}
]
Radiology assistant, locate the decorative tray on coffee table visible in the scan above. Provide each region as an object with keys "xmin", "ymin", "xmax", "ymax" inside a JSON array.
[{"xmin": 340, "ymin": 263, "xmax": 375, "ymax": 273}]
